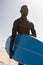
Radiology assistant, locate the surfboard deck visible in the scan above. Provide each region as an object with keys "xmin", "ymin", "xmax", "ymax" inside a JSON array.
[{"xmin": 6, "ymin": 34, "xmax": 43, "ymax": 65}]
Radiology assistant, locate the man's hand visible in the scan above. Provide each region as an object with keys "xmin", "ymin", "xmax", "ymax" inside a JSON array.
[
  {"xmin": 9, "ymin": 50, "xmax": 14, "ymax": 59},
  {"xmin": 9, "ymin": 52, "xmax": 12, "ymax": 58}
]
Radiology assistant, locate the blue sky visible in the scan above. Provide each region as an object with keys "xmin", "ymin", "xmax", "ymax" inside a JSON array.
[{"xmin": 0, "ymin": 0, "xmax": 43, "ymax": 48}]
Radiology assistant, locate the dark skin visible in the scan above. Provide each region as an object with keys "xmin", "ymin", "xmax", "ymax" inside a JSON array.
[{"xmin": 9, "ymin": 5, "xmax": 36, "ymax": 65}]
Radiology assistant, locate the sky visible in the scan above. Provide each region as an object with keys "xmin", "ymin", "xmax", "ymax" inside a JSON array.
[{"xmin": 0, "ymin": 0, "xmax": 43, "ymax": 48}]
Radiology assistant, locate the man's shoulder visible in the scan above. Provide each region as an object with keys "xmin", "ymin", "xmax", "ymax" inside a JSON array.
[
  {"xmin": 30, "ymin": 22, "xmax": 34, "ymax": 26},
  {"xmin": 27, "ymin": 20, "xmax": 33, "ymax": 25},
  {"xmin": 29, "ymin": 22, "xmax": 34, "ymax": 29},
  {"xmin": 13, "ymin": 17, "xmax": 21, "ymax": 25},
  {"xmin": 15, "ymin": 17, "xmax": 21, "ymax": 22},
  {"xmin": 27, "ymin": 20, "xmax": 34, "ymax": 28}
]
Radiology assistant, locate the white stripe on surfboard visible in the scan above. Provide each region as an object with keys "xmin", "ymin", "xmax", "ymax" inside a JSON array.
[{"xmin": 15, "ymin": 46, "xmax": 43, "ymax": 57}]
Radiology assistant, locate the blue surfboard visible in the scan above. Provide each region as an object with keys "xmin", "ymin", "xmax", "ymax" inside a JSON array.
[{"xmin": 6, "ymin": 34, "xmax": 43, "ymax": 65}]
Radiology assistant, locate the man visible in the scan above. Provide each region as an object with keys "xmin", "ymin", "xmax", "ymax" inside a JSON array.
[{"xmin": 9, "ymin": 5, "xmax": 36, "ymax": 65}]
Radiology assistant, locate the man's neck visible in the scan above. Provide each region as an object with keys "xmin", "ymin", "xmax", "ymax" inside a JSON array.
[{"xmin": 21, "ymin": 15, "xmax": 27, "ymax": 20}]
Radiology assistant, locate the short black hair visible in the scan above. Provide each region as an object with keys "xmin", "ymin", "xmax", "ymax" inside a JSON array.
[{"xmin": 20, "ymin": 5, "xmax": 28, "ymax": 16}]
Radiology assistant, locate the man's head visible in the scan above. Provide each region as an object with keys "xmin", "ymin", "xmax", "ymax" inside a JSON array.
[{"xmin": 20, "ymin": 5, "xmax": 28, "ymax": 17}]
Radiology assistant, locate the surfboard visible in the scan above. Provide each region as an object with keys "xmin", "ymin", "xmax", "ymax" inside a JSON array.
[{"xmin": 6, "ymin": 34, "xmax": 43, "ymax": 65}]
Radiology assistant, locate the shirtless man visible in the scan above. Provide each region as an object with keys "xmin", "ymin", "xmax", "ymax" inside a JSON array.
[{"xmin": 9, "ymin": 5, "xmax": 36, "ymax": 65}]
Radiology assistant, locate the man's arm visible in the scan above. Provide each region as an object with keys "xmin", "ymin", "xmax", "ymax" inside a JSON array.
[
  {"xmin": 31, "ymin": 22, "xmax": 36, "ymax": 37},
  {"xmin": 9, "ymin": 21, "xmax": 17, "ymax": 58}
]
